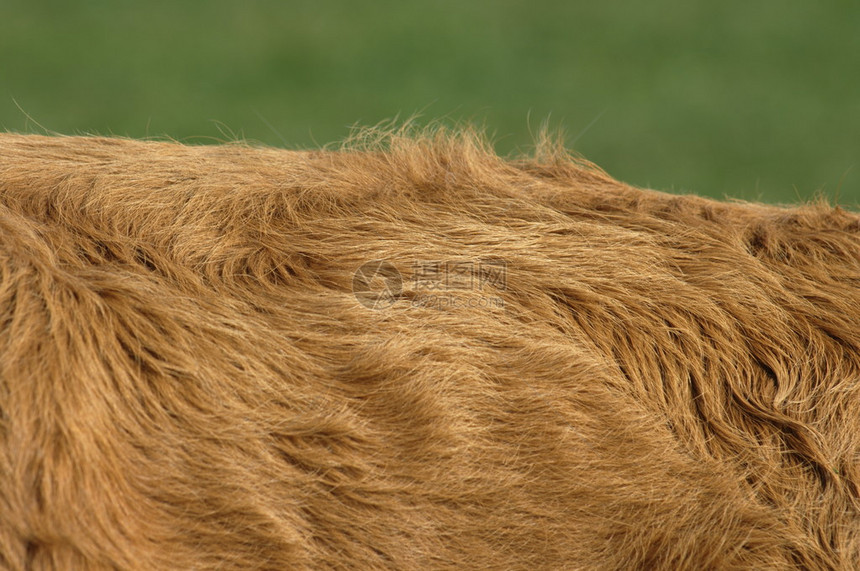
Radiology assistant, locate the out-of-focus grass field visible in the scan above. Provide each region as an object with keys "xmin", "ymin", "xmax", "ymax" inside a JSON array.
[{"xmin": 1, "ymin": 0, "xmax": 857, "ymax": 205}]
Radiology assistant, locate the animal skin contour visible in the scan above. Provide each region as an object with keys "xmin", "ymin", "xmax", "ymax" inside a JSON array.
[{"xmin": 0, "ymin": 129, "xmax": 858, "ymax": 570}]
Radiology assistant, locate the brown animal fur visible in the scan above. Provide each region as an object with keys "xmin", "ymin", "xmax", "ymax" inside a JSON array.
[{"xmin": 0, "ymin": 128, "xmax": 858, "ymax": 570}]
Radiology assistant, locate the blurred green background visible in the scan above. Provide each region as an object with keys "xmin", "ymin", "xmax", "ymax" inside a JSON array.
[{"xmin": 1, "ymin": 0, "xmax": 858, "ymax": 205}]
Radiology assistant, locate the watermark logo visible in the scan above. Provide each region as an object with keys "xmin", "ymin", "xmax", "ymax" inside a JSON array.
[
  {"xmin": 411, "ymin": 260, "xmax": 507, "ymax": 292},
  {"xmin": 352, "ymin": 259, "xmax": 506, "ymax": 311},
  {"xmin": 351, "ymin": 260, "xmax": 403, "ymax": 310}
]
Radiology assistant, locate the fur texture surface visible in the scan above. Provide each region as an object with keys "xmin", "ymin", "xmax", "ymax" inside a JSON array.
[{"xmin": 0, "ymin": 129, "xmax": 858, "ymax": 570}]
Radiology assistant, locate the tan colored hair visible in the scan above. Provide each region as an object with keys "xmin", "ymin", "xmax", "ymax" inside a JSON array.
[{"xmin": 0, "ymin": 128, "xmax": 858, "ymax": 569}]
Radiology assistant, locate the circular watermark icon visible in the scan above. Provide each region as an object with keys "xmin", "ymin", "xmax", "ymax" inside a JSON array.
[{"xmin": 352, "ymin": 260, "xmax": 402, "ymax": 310}]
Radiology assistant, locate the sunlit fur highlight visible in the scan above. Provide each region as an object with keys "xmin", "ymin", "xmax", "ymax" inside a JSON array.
[{"xmin": 0, "ymin": 128, "xmax": 858, "ymax": 569}]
